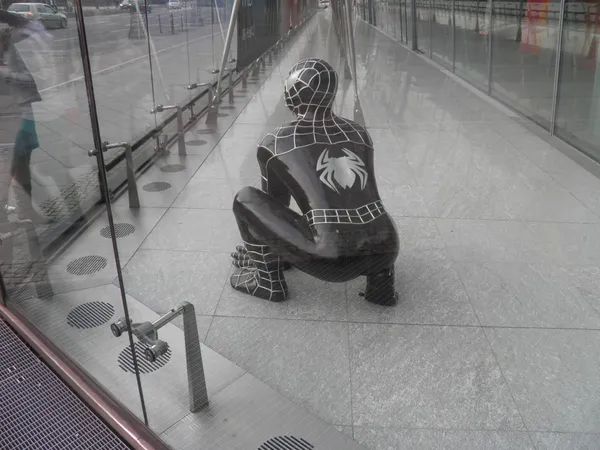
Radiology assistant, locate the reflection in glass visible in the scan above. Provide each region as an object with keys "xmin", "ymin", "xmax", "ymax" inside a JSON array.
[
  {"xmin": 416, "ymin": 0, "xmax": 432, "ymax": 53},
  {"xmin": 454, "ymin": 0, "xmax": 490, "ymax": 89},
  {"xmin": 555, "ymin": 0, "xmax": 600, "ymax": 162},
  {"xmin": 431, "ymin": 0, "xmax": 453, "ymax": 67},
  {"xmin": 491, "ymin": 0, "xmax": 561, "ymax": 127}
]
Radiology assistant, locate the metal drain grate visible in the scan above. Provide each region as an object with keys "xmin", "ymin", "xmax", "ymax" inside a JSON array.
[
  {"xmin": 143, "ymin": 181, "xmax": 172, "ymax": 192},
  {"xmin": 118, "ymin": 342, "xmax": 171, "ymax": 374},
  {"xmin": 185, "ymin": 139, "xmax": 207, "ymax": 146},
  {"xmin": 196, "ymin": 129, "xmax": 216, "ymax": 135},
  {"xmin": 66, "ymin": 256, "xmax": 107, "ymax": 276},
  {"xmin": 67, "ymin": 302, "xmax": 115, "ymax": 329},
  {"xmin": 100, "ymin": 223, "xmax": 135, "ymax": 239},
  {"xmin": 7, "ymin": 284, "xmax": 53, "ymax": 302},
  {"xmin": 160, "ymin": 164, "xmax": 186, "ymax": 173},
  {"xmin": 258, "ymin": 436, "xmax": 314, "ymax": 450}
]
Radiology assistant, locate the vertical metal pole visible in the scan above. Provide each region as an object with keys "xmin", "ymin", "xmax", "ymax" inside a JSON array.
[
  {"xmin": 550, "ymin": 0, "xmax": 567, "ymax": 135},
  {"xmin": 486, "ymin": 0, "xmax": 493, "ymax": 94},
  {"xmin": 344, "ymin": 0, "xmax": 364, "ymax": 124},
  {"xmin": 452, "ymin": 0, "xmax": 455, "ymax": 72},
  {"xmin": 124, "ymin": 144, "xmax": 140, "ymax": 208},
  {"xmin": 72, "ymin": 0, "xmax": 149, "ymax": 425},
  {"xmin": 228, "ymin": 69, "xmax": 235, "ymax": 104},
  {"xmin": 176, "ymin": 106, "xmax": 186, "ymax": 155},
  {"xmin": 411, "ymin": 0, "xmax": 418, "ymax": 49},
  {"xmin": 428, "ymin": 0, "xmax": 432, "ymax": 57},
  {"xmin": 214, "ymin": 0, "xmax": 242, "ymax": 112},
  {"xmin": 181, "ymin": 303, "xmax": 208, "ymax": 411},
  {"xmin": 242, "ymin": 67, "xmax": 248, "ymax": 88}
]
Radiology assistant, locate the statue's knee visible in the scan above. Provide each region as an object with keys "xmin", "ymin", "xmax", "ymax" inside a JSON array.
[{"xmin": 233, "ymin": 186, "xmax": 260, "ymax": 212}]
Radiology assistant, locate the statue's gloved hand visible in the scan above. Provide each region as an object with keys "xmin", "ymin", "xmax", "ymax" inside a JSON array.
[{"xmin": 231, "ymin": 245, "xmax": 292, "ymax": 270}]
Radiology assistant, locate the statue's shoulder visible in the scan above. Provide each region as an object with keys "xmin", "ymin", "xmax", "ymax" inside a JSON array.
[
  {"xmin": 259, "ymin": 123, "xmax": 297, "ymax": 155},
  {"xmin": 335, "ymin": 116, "xmax": 373, "ymax": 147}
]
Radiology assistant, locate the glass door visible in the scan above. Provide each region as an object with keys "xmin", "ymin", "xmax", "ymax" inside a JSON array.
[{"xmin": 1, "ymin": 0, "xmax": 149, "ymax": 424}]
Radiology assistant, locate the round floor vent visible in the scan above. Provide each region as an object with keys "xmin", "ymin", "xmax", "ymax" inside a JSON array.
[
  {"xmin": 196, "ymin": 129, "xmax": 216, "ymax": 135},
  {"xmin": 67, "ymin": 302, "xmax": 115, "ymax": 329},
  {"xmin": 118, "ymin": 341, "xmax": 171, "ymax": 374},
  {"xmin": 186, "ymin": 139, "xmax": 207, "ymax": 146},
  {"xmin": 258, "ymin": 436, "xmax": 314, "ymax": 450},
  {"xmin": 143, "ymin": 181, "xmax": 171, "ymax": 192},
  {"xmin": 160, "ymin": 164, "xmax": 186, "ymax": 173},
  {"xmin": 100, "ymin": 223, "xmax": 135, "ymax": 239},
  {"xmin": 66, "ymin": 256, "xmax": 107, "ymax": 276}
]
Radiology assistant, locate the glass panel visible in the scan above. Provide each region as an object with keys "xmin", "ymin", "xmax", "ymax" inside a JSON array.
[
  {"xmin": 416, "ymin": 0, "xmax": 431, "ymax": 53},
  {"xmin": 431, "ymin": 0, "xmax": 453, "ymax": 67},
  {"xmin": 1, "ymin": 3, "xmax": 147, "ymax": 421},
  {"xmin": 491, "ymin": 0, "xmax": 561, "ymax": 127},
  {"xmin": 454, "ymin": 0, "xmax": 490, "ymax": 89},
  {"xmin": 555, "ymin": 0, "xmax": 600, "ymax": 162}
]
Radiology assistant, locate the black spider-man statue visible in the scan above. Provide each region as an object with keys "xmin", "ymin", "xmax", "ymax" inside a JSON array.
[{"xmin": 230, "ymin": 58, "xmax": 399, "ymax": 305}]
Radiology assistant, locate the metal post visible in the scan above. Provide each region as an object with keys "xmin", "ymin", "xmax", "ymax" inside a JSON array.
[
  {"xmin": 344, "ymin": 0, "xmax": 364, "ymax": 124},
  {"xmin": 94, "ymin": 142, "xmax": 140, "ymax": 209},
  {"xmin": 252, "ymin": 58, "xmax": 261, "ymax": 77},
  {"xmin": 171, "ymin": 12, "xmax": 175, "ymax": 34},
  {"xmin": 242, "ymin": 67, "xmax": 248, "ymax": 89},
  {"xmin": 181, "ymin": 303, "xmax": 208, "ymax": 412},
  {"xmin": 175, "ymin": 106, "xmax": 186, "ymax": 155},
  {"xmin": 411, "ymin": 0, "xmax": 418, "ymax": 50},
  {"xmin": 550, "ymin": 0, "xmax": 567, "ymax": 135},
  {"xmin": 486, "ymin": 0, "xmax": 493, "ymax": 93},
  {"xmin": 228, "ymin": 69, "xmax": 234, "ymax": 104},
  {"xmin": 213, "ymin": 0, "xmax": 243, "ymax": 117},
  {"xmin": 452, "ymin": 0, "xmax": 455, "ymax": 72},
  {"xmin": 187, "ymin": 82, "xmax": 217, "ymax": 124},
  {"xmin": 159, "ymin": 14, "xmax": 162, "ymax": 33}
]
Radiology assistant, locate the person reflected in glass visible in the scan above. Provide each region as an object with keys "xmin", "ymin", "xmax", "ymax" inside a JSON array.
[{"xmin": 0, "ymin": 11, "xmax": 52, "ymax": 226}]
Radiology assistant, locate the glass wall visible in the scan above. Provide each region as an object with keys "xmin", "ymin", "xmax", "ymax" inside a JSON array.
[
  {"xmin": 1, "ymin": 0, "xmax": 316, "ymax": 445},
  {"xmin": 361, "ymin": 0, "xmax": 600, "ymax": 164}
]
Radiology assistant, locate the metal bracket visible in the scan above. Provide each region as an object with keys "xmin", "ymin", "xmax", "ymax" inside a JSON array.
[
  {"xmin": 110, "ymin": 302, "xmax": 208, "ymax": 412},
  {"xmin": 151, "ymin": 105, "xmax": 187, "ymax": 156},
  {"xmin": 90, "ymin": 141, "xmax": 140, "ymax": 208},
  {"xmin": 187, "ymin": 83, "xmax": 218, "ymax": 125}
]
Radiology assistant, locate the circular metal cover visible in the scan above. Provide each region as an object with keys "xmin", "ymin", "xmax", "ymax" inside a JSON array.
[
  {"xmin": 185, "ymin": 139, "xmax": 207, "ymax": 146},
  {"xmin": 258, "ymin": 436, "xmax": 314, "ymax": 450},
  {"xmin": 143, "ymin": 181, "xmax": 172, "ymax": 192},
  {"xmin": 118, "ymin": 342, "xmax": 171, "ymax": 374},
  {"xmin": 67, "ymin": 302, "xmax": 115, "ymax": 329},
  {"xmin": 66, "ymin": 255, "xmax": 107, "ymax": 276},
  {"xmin": 100, "ymin": 223, "xmax": 135, "ymax": 239},
  {"xmin": 160, "ymin": 164, "xmax": 186, "ymax": 173}
]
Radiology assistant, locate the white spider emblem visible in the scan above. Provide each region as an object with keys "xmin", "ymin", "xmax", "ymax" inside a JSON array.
[{"xmin": 316, "ymin": 148, "xmax": 368, "ymax": 193}]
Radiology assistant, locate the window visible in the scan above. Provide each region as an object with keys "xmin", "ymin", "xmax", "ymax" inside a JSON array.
[{"xmin": 7, "ymin": 4, "xmax": 32, "ymax": 11}]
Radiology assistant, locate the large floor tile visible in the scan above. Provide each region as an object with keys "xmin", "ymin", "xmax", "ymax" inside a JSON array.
[
  {"xmin": 121, "ymin": 250, "xmax": 230, "ymax": 316},
  {"xmin": 216, "ymin": 268, "xmax": 348, "ymax": 321},
  {"xmin": 206, "ymin": 317, "xmax": 352, "ymax": 425},
  {"xmin": 458, "ymin": 263, "xmax": 600, "ymax": 328},
  {"xmin": 531, "ymin": 432, "xmax": 600, "ymax": 450},
  {"xmin": 436, "ymin": 219, "xmax": 600, "ymax": 265},
  {"xmin": 349, "ymin": 323, "xmax": 524, "ymax": 430},
  {"xmin": 172, "ymin": 177, "xmax": 234, "ymax": 210},
  {"xmin": 353, "ymin": 427, "xmax": 535, "ymax": 450},
  {"xmin": 486, "ymin": 328, "xmax": 600, "ymax": 433},
  {"xmin": 141, "ymin": 209, "xmax": 239, "ymax": 252},
  {"xmin": 161, "ymin": 374, "xmax": 364, "ymax": 450}
]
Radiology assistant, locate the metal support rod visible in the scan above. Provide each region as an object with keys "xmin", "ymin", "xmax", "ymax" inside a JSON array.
[
  {"xmin": 252, "ymin": 58, "xmax": 261, "ymax": 77},
  {"xmin": 451, "ymin": 0, "xmax": 455, "ymax": 72},
  {"xmin": 214, "ymin": 0, "xmax": 242, "ymax": 117},
  {"xmin": 150, "ymin": 105, "xmax": 187, "ymax": 156},
  {"xmin": 228, "ymin": 69, "xmax": 234, "ymax": 104},
  {"xmin": 550, "ymin": 0, "xmax": 567, "ymax": 135},
  {"xmin": 486, "ymin": 0, "xmax": 493, "ymax": 94},
  {"xmin": 158, "ymin": 14, "xmax": 162, "ymax": 33},
  {"xmin": 242, "ymin": 67, "xmax": 248, "ymax": 89},
  {"xmin": 98, "ymin": 142, "xmax": 140, "ymax": 209},
  {"xmin": 187, "ymin": 82, "xmax": 217, "ymax": 124},
  {"xmin": 344, "ymin": 0, "xmax": 364, "ymax": 124}
]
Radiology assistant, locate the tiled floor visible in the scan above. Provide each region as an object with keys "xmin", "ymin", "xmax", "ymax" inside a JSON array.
[{"xmin": 11, "ymin": 9, "xmax": 600, "ymax": 450}]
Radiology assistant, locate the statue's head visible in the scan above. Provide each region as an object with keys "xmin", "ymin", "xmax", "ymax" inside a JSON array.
[{"xmin": 284, "ymin": 59, "xmax": 337, "ymax": 118}]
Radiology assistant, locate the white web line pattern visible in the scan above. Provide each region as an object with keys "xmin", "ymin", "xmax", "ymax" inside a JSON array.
[
  {"xmin": 231, "ymin": 241, "xmax": 287, "ymax": 302},
  {"xmin": 261, "ymin": 59, "xmax": 373, "ymax": 194},
  {"xmin": 305, "ymin": 201, "xmax": 387, "ymax": 226}
]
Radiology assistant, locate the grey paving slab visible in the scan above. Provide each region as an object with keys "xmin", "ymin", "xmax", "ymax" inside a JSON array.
[
  {"xmin": 121, "ymin": 249, "xmax": 230, "ymax": 316},
  {"xmin": 171, "ymin": 315, "xmax": 213, "ymax": 343},
  {"xmin": 172, "ymin": 177, "xmax": 234, "ymax": 210},
  {"xmin": 531, "ymin": 432, "xmax": 600, "ymax": 450},
  {"xmin": 161, "ymin": 374, "xmax": 365, "ymax": 450},
  {"xmin": 349, "ymin": 323, "xmax": 525, "ymax": 430},
  {"xmin": 206, "ymin": 317, "xmax": 353, "ymax": 426},
  {"xmin": 348, "ymin": 255, "xmax": 478, "ymax": 326},
  {"xmin": 141, "ymin": 208, "xmax": 238, "ymax": 252},
  {"xmin": 485, "ymin": 328, "xmax": 600, "ymax": 433},
  {"xmin": 216, "ymin": 268, "xmax": 348, "ymax": 322},
  {"xmin": 435, "ymin": 219, "xmax": 600, "ymax": 265},
  {"xmin": 457, "ymin": 263, "xmax": 600, "ymax": 328},
  {"xmin": 353, "ymin": 427, "xmax": 535, "ymax": 450}
]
